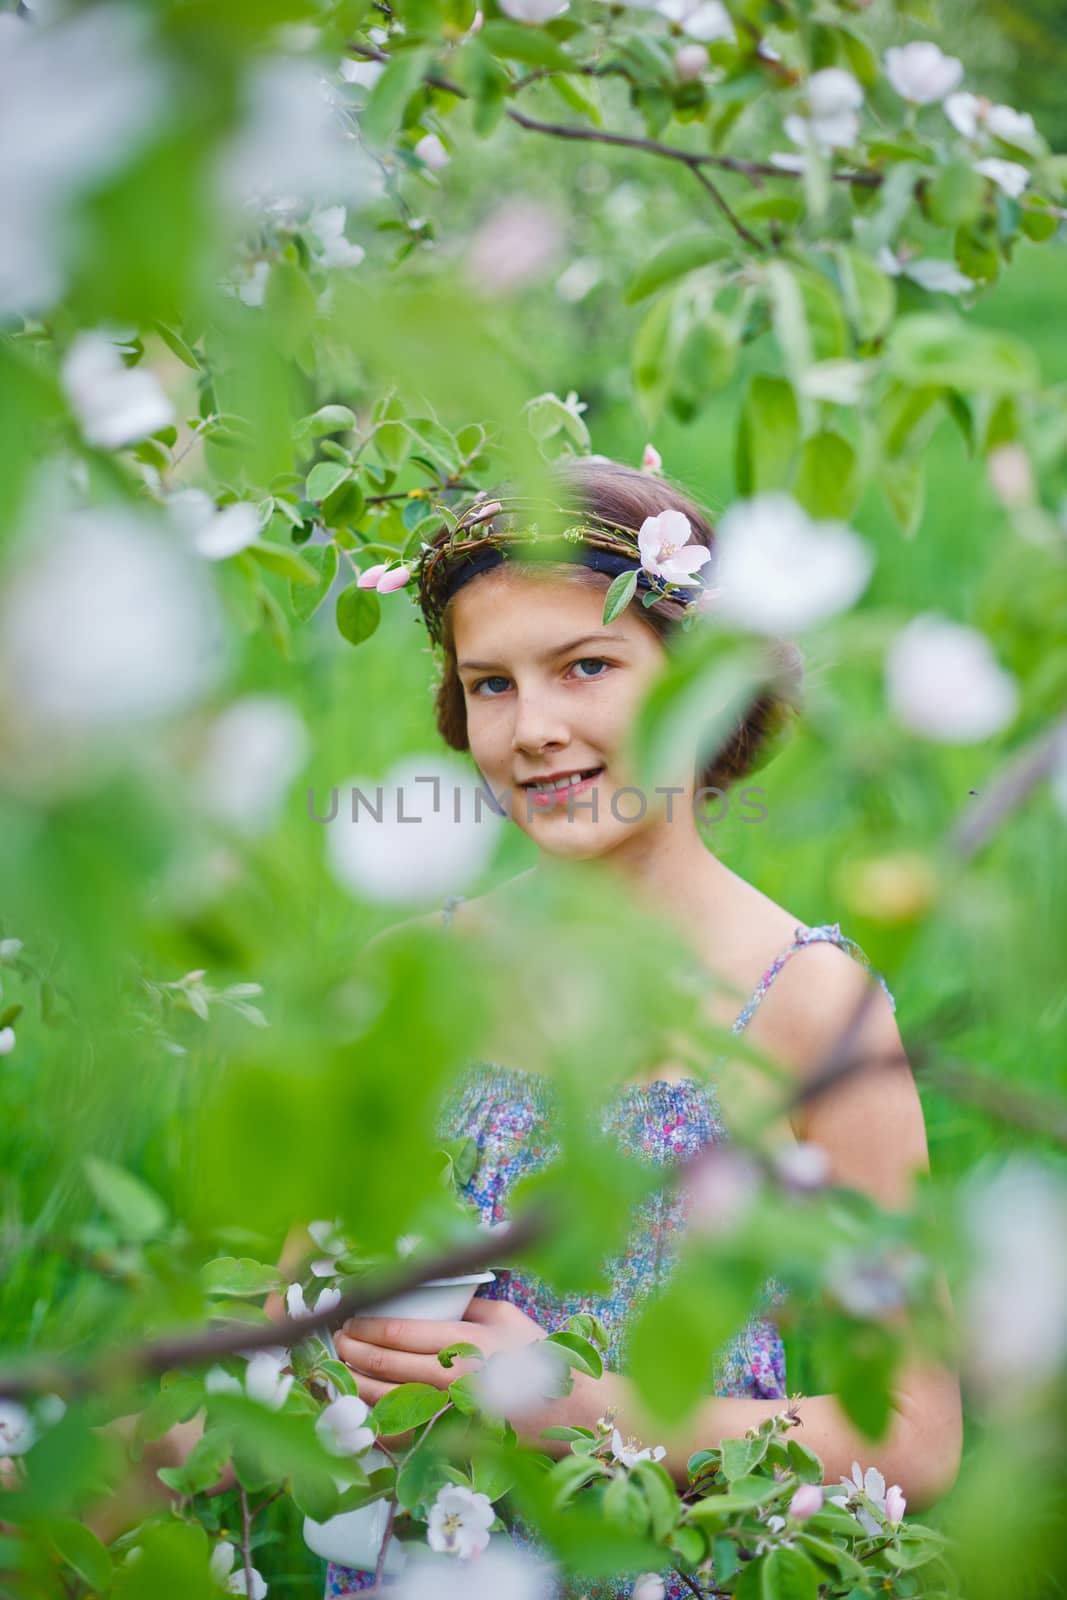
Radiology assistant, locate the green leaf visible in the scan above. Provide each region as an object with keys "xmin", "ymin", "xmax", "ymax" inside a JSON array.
[
  {"xmin": 758, "ymin": 1544, "xmax": 821, "ymax": 1600},
  {"xmin": 83, "ymin": 1157, "xmax": 167, "ymax": 1243},
  {"xmin": 112, "ymin": 1522, "xmax": 213, "ymax": 1599},
  {"xmin": 793, "ymin": 431, "xmax": 861, "ymax": 520},
  {"xmin": 200, "ymin": 1256, "xmax": 285, "ymax": 1297},
  {"xmin": 246, "ymin": 541, "xmax": 322, "ymax": 585},
  {"xmin": 548, "ymin": 1453, "xmax": 610, "ymax": 1509},
  {"xmin": 479, "ymin": 20, "xmax": 573, "ymax": 69},
  {"xmin": 290, "ymin": 542, "xmax": 339, "ymax": 621},
  {"xmin": 687, "ymin": 1477, "xmax": 782, "ymax": 1521},
  {"xmin": 307, "ymin": 461, "xmax": 351, "ymax": 504},
  {"xmin": 292, "ymin": 1465, "xmax": 340, "ymax": 1521},
  {"xmin": 361, "ymin": 46, "xmax": 434, "ymax": 147},
  {"xmin": 371, "ymin": 1383, "xmax": 449, "ymax": 1433},
  {"xmin": 624, "ymin": 234, "xmax": 732, "ymax": 304},
  {"xmin": 153, "ymin": 321, "xmax": 200, "ymax": 371},
  {"xmin": 632, "ymin": 290, "xmax": 677, "ymax": 426},
  {"xmin": 631, "ymin": 1458, "xmax": 679, "ymax": 1540},
  {"xmin": 602, "ymin": 569, "xmax": 638, "ymax": 626},
  {"xmin": 545, "ymin": 1330, "xmax": 603, "ymax": 1380},
  {"xmin": 926, "ymin": 161, "xmax": 985, "ymax": 228},
  {"xmin": 836, "ymin": 246, "xmax": 896, "ymax": 342},
  {"xmin": 735, "ymin": 374, "xmax": 800, "ymax": 495},
  {"xmin": 49, "ymin": 1519, "xmax": 112, "ymax": 1593},
  {"xmin": 295, "ymin": 405, "xmax": 358, "ymax": 441},
  {"xmin": 406, "ymin": 417, "xmax": 461, "ymax": 476},
  {"xmin": 158, "ymin": 1428, "xmax": 231, "ymax": 1496},
  {"xmin": 437, "ymin": 1342, "xmax": 483, "ymax": 1368},
  {"xmin": 316, "ymin": 1359, "xmax": 361, "ymax": 1397},
  {"xmin": 374, "ymin": 420, "xmax": 411, "ymax": 471},
  {"xmin": 879, "ymin": 457, "xmax": 925, "ymax": 539},
  {"xmin": 667, "ymin": 314, "xmax": 737, "ymax": 421},
  {"xmin": 336, "ymin": 581, "xmax": 381, "ymax": 646},
  {"xmin": 550, "ymin": 73, "xmax": 603, "ymax": 125},
  {"xmin": 719, "ymin": 1434, "xmax": 769, "ymax": 1482},
  {"xmin": 887, "ymin": 313, "xmax": 1039, "ymax": 395}
]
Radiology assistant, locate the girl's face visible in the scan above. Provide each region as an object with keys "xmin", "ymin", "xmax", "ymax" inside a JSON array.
[{"xmin": 451, "ymin": 568, "xmax": 692, "ymax": 859}]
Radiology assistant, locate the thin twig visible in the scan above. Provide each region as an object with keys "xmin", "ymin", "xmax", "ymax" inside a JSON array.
[
  {"xmin": 675, "ymin": 1566, "xmax": 709, "ymax": 1599},
  {"xmin": 238, "ymin": 1484, "xmax": 256, "ymax": 1599},
  {"xmin": 947, "ymin": 711, "xmax": 1067, "ymax": 862},
  {"xmin": 689, "ymin": 164, "xmax": 766, "ymax": 252}
]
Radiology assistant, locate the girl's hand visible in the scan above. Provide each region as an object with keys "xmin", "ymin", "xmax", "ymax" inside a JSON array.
[{"xmin": 334, "ymin": 1297, "xmax": 547, "ymax": 1407}]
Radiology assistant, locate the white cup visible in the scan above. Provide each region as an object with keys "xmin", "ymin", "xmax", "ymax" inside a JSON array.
[{"xmin": 303, "ymin": 1270, "xmax": 496, "ymax": 1574}]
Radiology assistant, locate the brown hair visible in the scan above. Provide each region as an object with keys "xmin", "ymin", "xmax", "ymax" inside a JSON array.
[{"xmin": 427, "ymin": 457, "xmax": 804, "ymax": 792}]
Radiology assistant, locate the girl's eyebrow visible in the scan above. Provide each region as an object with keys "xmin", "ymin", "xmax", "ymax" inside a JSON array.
[{"xmin": 458, "ymin": 632, "xmax": 629, "ymax": 672}]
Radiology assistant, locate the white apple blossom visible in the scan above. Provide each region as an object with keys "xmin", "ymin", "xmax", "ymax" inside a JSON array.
[
  {"xmin": 168, "ymin": 488, "xmax": 262, "ymax": 561},
  {"xmin": 638, "ymin": 508, "xmax": 713, "ymax": 589},
  {"xmin": 0, "ymin": 1401, "xmax": 35, "ymax": 1457},
  {"xmin": 466, "ymin": 198, "xmax": 564, "ymax": 295},
  {"xmin": 0, "ymin": 939, "xmax": 22, "ymax": 963},
  {"xmin": 414, "ymin": 133, "xmax": 450, "ymax": 171},
  {"xmin": 772, "ymin": 1140, "xmax": 831, "ymax": 1191},
  {"xmin": 974, "ymin": 157, "xmax": 1030, "ymax": 198},
  {"xmin": 309, "ymin": 206, "xmax": 367, "ymax": 270},
  {"xmin": 315, "ymin": 1395, "xmax": 377, "ymax": 1457},
  {"xmin": 0, "ymin": 1028, "xmax": 15, "ymax": 1057},
  {"xmin": 286, "ymin": 1281, "xmax": 342, "ymax": 1320},
  {"xmin": 959, "ymin": 1157, "xmax": 1067, "ymax": 1403},
  {"xmin": 656, "ymin": 0, "xmax": 734, "ymax": 43},
  {"xmin": 798, "ymin": 361, "xmax": 869, "ymax": 405},
  {"xmin": 205, "ymin": 1365, "xmax": 243, "ymax": 1396},
  {"xmin": 309, "ymin": 1218, "xmax": 347, "ymax": 1276},
  {"xmin": 0, "ymin": 506, "xmax": 223, "ymax": 752},
  {"xmin": 709, "ymin": 494, "xmax": 874, "ymax": 634},
  {"xmin": 61, "ymin": 333, "xmax": 174, "ymax": 451},
  {"xmin": 987, "ymin": 443, "xmax": 1034, "ymax": 506},
  {"xmin": 471, "ymin": 1340, "xmax": 569, "ymax": 1418},
  {"xmin": 674, "ymin": 43, "xmax": 709, "ymax": 81},
  {"xmin": 885, "ymin": 1485, "xmax": 907, "ymax": 1523},
  {"xmin": 244, "ymin": 1352, "xmax": 295, "ymax": 1411},
  {"xmin": 985, "ymin": 103, "xmax": 1039, "ymax": 148},
  {"xmin": 324, "ymin": 753, "xmax": 501, "ymax": 905},
  {"xmin": 497, "ymin": 0, "xmax": 570, "ymax": 21},
  {"xmin": 884, "ymin": 41, "xmax": 963, "ymax": 105},
  {"xmin": 944, "ymin": 91, "xmax": 983, "ymax": 138},
  {"xmin": 785, "ymin": 68, "xmax": 863, "ymax": 151},
  {"xmin": 193, "ymin": 695, "xmax": 311, "ymax": 836},
  {"xmin": 611, "ymin": 1428, "xmax": 667, "ymax": 1469},
  {"xmin": 426, "ymin": 1484, "xmax": 495, "ymax": 1557},
  {"xmin": 209, "ymin": 1541, "xmax": 268, "ymax": 1599},
  {"xmin": 632, "ymin": 1577, "xmax": 668, "ymax": 1600},
  {"xmin": 826, "ymin": 1461, "xmax": 905, "ymax": 1537},
  {"xmin": 885, "ymin": 614, "xmax": 1019, "ymax": 743}
]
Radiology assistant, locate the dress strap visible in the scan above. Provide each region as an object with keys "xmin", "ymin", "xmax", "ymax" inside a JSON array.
[
  {"xmin": 440, "ymin": 893, "xmax": 466, "ymax": 928},
  {"xmin": 731, "ymin": 922, "xmax": 896, "ymax": 1035}
]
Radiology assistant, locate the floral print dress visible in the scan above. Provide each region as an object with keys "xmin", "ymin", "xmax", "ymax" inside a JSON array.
[{"xmin": 324, "ymin": 899, "xmax": 896, "ymax": 1599}]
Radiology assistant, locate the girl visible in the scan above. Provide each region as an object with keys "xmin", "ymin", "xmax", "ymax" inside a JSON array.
[{"xmin": 329, "ymin": 458, "xmax": 962, "ymax": 1597}]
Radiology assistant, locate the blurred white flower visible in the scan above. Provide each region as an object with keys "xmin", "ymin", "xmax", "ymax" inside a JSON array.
[
  {"xmin": 785, "ymin": 67, "xmax": 863, "ymax": 151},
  {"xmin": 472, "ymin": 1341, "xmax": 569, "ymax": 1418},
  {"xmin": 205, "ymin": 1366, "xmax": 243, "ymax": 1396},
  {"xmin": 710, "ymin": 493, "xmax": 874, "ymax": 633},
  {"xmin": 683, "ymin": 1144, "xmax": 761, "ymax": 1235},
  {"xmin": 884, "ymin": 42, "xmax": 963, "ymax": 104},
  {"xmin": 772, "ymin": 1140, "xmax": 831, "ymax": 1191},
  {"xmin": 244, "ymin": 1353, "xmax": 294, "ymax": 1411},
  {"xmin": 414, "ymin": 133, "xmax": 450, "ymax": 171},
  {"xmin": 466, "ymin": 198, "xmax": 564, "ymax": 295},
  {"xmin": 220, "ymin": 57, "xmax": 381, "ymax": 216},
  {"xmin": 0, "ymin": 1028, "xmax": 16, "ymax": 1057},
  {"xmin": 340, "ymin": 55, "xmax": 385, "ymax": 90},
  {"xmin": 798, "ymin": 361, "xmax": 869, "ymax": 405},
  {"xmin": 0, "ymin": 507, "xmax": 223, "ymax": 753},
  {"xmin": 315, "ymin": 1395, "xmax": 376, "ymax": 1457},
  {"xmin": 656, "ymin": 0, "xmax": 734, "ymax": 42},
  {"xmin": 0, "ymin": 1401, "xmax": 35, "ymax": 1457},
  {"xmin": 768, "ymin": 151, "xmax": 807, "ymax": 173},
  {"xmin": 987, "ymin": 443, "xmax": 1034, "ymax": 507},
  {"xmin": 945, "ymin": 94, "xmax": 1038, "ymax": 151},
  {"xmin": 193, "ymin": 694, "xmax": 310, "ymax": 836},
  {"xmin": 556, "ymin": 258, "xmax": 603, "ymax": 303},
  {"xmin": 611, "ymin": 1429, "xmax": 666, "ymax": 1469},
  {"xmin": 959, "ymin": 1157, "xmax": 1067, "ymax": 1405},
  {"xmin": 210, "ymin": 1541, "xmax": 268, "ymax": 1599},
  {"xmin": 324, "ymin": 754, "xmax": 501, "ymax": 905},
  {"xmin": 286, "ymin": 1281, "xmax": 342, "ymax": 1320},
  {"xmin": 974, "ymin": 157, "xmax": 1030, "ymax": 198},
  {"xmin": 220, "ymin": 259, "xmax": 271, "ymax": 308},
  {"xmin": 901, "ymin": 258, "xmax": 975, "ymax": 295},
  {"xmin": 632, "ymin": 1579, "xmax": 667, "ymax": 1600},
  {"xmin": 309, "ymin": 205, "xmax": 366, "ymax": 269},
  {"xmin": 497, "ymin": 0, "xmax": 570, "ymax": 20},
  {"xmin": 394, "ymin": 1546, "xmax": 557, "ymax": 1600},
  {"xmin": 169, "ymin": 489, "xmax": 262, "ymax": 561},
  {"xmin": 0, "ymin": 939, "xmax": 23, "ymax": 962},
  {"xmin": 426, "ymin": 1484, "xmax": 495, "ymax": 1557},
  {"xmin": 825, "ymin": 1248, "xmax": 917, "ymax": 1318},
  {"xmin": 674, "ymin": 43, "xmax": 709, "ymax": 81},
  {"xmin": 885, "ymin": 614, "xmax": 1019, "ymax": 743},
  {"xmin": 61, "ymin": 334, "xmax": 174, "ymax": 451},
  {"xmin": 0, "ymin": 5, "xmax": 166, "ymax": 316}
]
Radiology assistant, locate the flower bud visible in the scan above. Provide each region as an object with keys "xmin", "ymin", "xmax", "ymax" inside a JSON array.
[
  {"xmin": 357, "ymin": 562, "xmax": 388, "ymax": 589},
  {"xmin": 788, "ymin": 1484, "xmax": 824, "ymax": 1519},
  {"xmin": 674, "ymin": 43, "xmax": 709, "ymax": 82},
  {"xmin": 0, "ymin": 1027, "xmax": 16, "ymax": 1056},
  {"xmin": 885, "ymin": 1484, "xmax": 907, "ymax": 1523},
  {"xmin": 414, "ymin": 133, "xmax": 450, "ymax": 171},
  {"xmin": 640, "ymin": 442, "xmax": 663, "ymax": 473},
  {"xmin": 377, "ymin": 564, "xmax": 413, "ymax": 593}
]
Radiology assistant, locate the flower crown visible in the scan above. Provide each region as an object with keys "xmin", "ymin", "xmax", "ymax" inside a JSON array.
[{"xmin": 356, "ymin": 490, "xmax": 717, "ymax": 648}]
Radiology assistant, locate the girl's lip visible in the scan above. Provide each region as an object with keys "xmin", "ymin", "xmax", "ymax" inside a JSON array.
[{"xmin": 524, "ymin": 768, "xmax": 604, "ymax": 809}]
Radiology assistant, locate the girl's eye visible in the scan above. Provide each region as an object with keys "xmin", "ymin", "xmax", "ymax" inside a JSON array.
[{"xmin": 470, "ymin": 658, "xmax": 611, "ymax": 697}]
